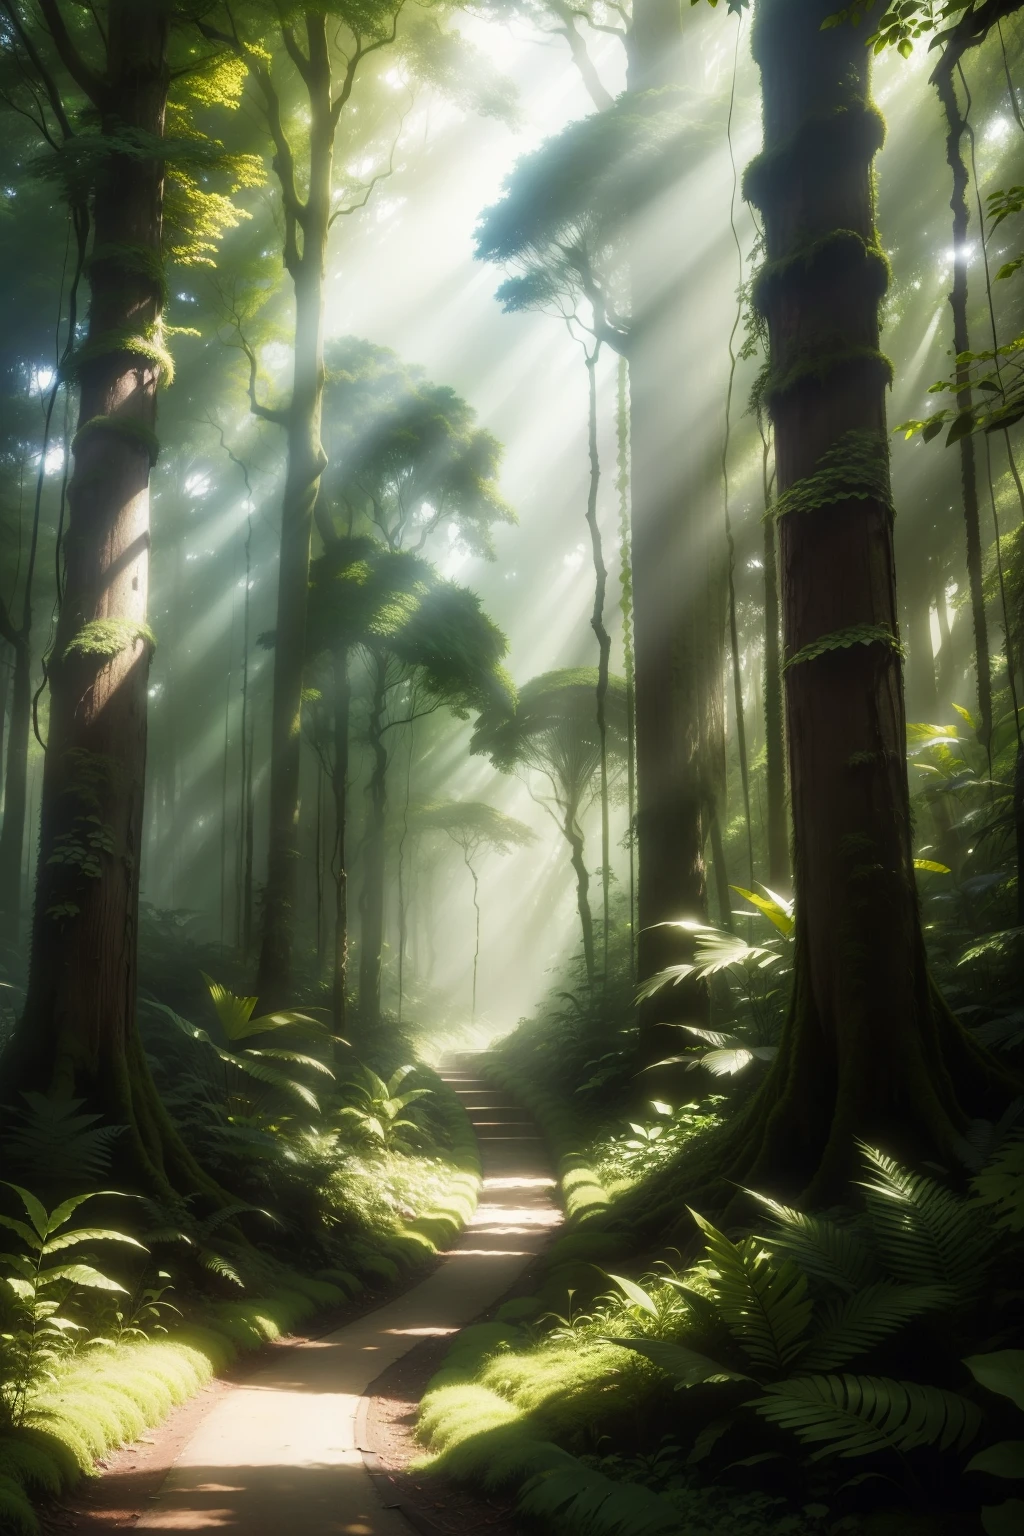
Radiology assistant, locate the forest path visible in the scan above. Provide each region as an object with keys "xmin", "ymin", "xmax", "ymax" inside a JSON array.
[{"xmin": 134, "ymin": 1056, "xmax": 560, "ymax": 1534}]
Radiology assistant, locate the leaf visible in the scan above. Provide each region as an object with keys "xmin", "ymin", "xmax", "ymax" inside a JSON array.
[
  {"xmin": 982, "ymin": 1501, "xmax": 1024, "ymax": 1536},
  {"xmin": 730, "ymin": 885, "xmax": 794, "ymax": 936},
  {"xmin": 2, "ymin": 1184, "xmax": 50, "ymax": 1240},
  {"xmin": 750, "ymin": 1374, "xmax": 981, "ymax": 1460},
  {"xmin": 605, "ymin": 1273, "xmax": 660, "ymax": 1317},
  {"xmin": 45, "ymin": 1190, "xmax": 129, "ymax": 1235},
  {"xmin": 967, "ymin": 1442, "xmax": 1024, "ymax": 1478},
  {"xmin": 606, "ymin": 1337, "xmax": 751, "ymax": 1386},
  {"xmin": 42, "ymin": 1227, "xmax": 147, "ymax": 1254},
  {"xmin": 37, "ymin": 1263, "xmax": 127, "ymax": 1292},
  {"xmin": 964, "ymin": 1351, "xmax": 1024, "ymax": 1411},
  {"xmin": 0, "ymin": 1215, "xmax": 42, "ymax": 1249},
  {"xmin": 202, "ymin": 973, "xmax": 258, "ymax": 1040},
  {"xmin": 745, "ymin": 1191, "xmax": 878, "ymax": 1293},
  {"xmin": 914, "ymin": 859, "xmax": 951, "ymax": 874},
  {"xmin": 858, "ymin": 1143, "xmax": 992, "ymax": 1296},
  {"xmin": 799, "ymin": 1285, "xmax": 954, "ymax": 1370},
  {"xmin": 690, "ymin": 1208, "xmax": 813, "ymax": 1371}
]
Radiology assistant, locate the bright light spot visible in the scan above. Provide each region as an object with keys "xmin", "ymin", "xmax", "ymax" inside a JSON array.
[
  {"xmin": 563, "ymin": 543, "xmax": 586, "ymax": 572},
  {"xmin": 986, "ymin": 116, "xmax": 1010, "ymax": 142},
  {"xmin": 185, "ymin": 472, "xmax": 211, "ymax": 498},
  {"xmin": 35, "ymin": 366, "xmax": 55, "ymax": 392},
  {"xmin": 44, "ymin": 444, "xmax": 64, "ymax": 475},
  {"xmin": 913, "ymin": 280, "xmax": 921, "ymax": 290},
  {"xmin": 185, "ymin": 552, "xmax": 199, "ymax": 562}
]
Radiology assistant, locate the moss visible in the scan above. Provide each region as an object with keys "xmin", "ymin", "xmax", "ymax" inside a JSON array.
[
  {"xmin": 485, "ymin": 1056, "xmax": 612, "ymax": 1223},
  {"xmin": 63, "ymin": 618, "xmax": 157, "ymax": 663},
  {"xmin": 73, "ymin": 414, "xmax": 161, "ymax": 465},
  {"xmin": 774, "ymin": 429, "xmax": 893, "ymax": 521},
  {"xmin": 86, "ymin": 242, "xmax": 167, "ymax": 305},
  {"xmin": 751, "ymin": 229, "xmax": 890, "ymax": 317},
  {"xmin": 765, "ymin": 344, "xmax": 894, "ymax": 409},
  {"xmin": 65, "ymin": 325, "xmax": 175, "ymax": 384},
  {"xmin": 743, "ymin": 100, "xmax": 886, "ymax": 213}
]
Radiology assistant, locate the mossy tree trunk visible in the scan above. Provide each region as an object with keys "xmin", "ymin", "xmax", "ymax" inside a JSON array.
[
  {"xmin": 358, "ymin": 648, "xmax": 389, "ymax": 1031},
  {"xmin": 0, "ymin": 625, "xmax": 31, "ymax": 940},
  {"xmin": 331, "ymin": 642, "xmax": 351, "ymax": 1037},
  {"xmin": 933, "ymin": 59, "xmax": 993, "ymax": 751},
  {"xmin": 253, "ymin": 19, "xmax": 336, "ymax": 1005},
  {"xmin": 628, "ymin": 0, "xmax": 723, "ymax": 1058},
  {"xmin": 726, "ymin": 0, "xmax": 1010, "ymax": 1203},
  {"xmin": 3, "ymin": 0, "xmax": 223, "ymax": 1203},
  {"xmin": 761, "ymin": 446, "xmax": 790, "ymax": 889}
]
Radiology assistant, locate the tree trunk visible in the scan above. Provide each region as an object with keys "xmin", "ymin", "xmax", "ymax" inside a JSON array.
[
  {"xmin": 331, "ymin": 643, "xmax": 350, "ymax": 1036},
  {"xmin": 358, "ymin": 650, "xmax": 388, "ymax": 1031},
  {"xmin": 628, "ymin": 0, "xmax": 723, "ymax": 1055},
  {"xmin": 466, "ymin": 853, "xmax": 481, "ymax": 1022},
  {"xmin": 728, "ymin": 0, "xmax": 1009, "ymax": 1203},
  {"xmin": 762, "ymin": 436, "xmax": 790, "ymax": 890},
  {"xmin": 257, "ymin": 20, "xmax": 333, "ymax": 1004},
  {"xmin": 2, "ymin": 0, "xmax": 222, "ymax": 1202},
  {"xmin": 0, "ymin": 638, "xmax": 31, "ymax": 938},
  {"xmin": 617, "ymin": 357, "xmax": 638, "ymax": 970},
  {"xmin": 564, "ymin": 806, "xmax": 596, "ymax": 986},
  {"xmin": 583, "ymin": 349, "xmax": 612, "ymax": 986},
  {"xmin": 934, "ymin": 63, "xmax": 993, "ymax": 751}
]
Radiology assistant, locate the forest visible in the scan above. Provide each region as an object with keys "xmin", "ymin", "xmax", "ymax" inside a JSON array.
[{"xmin": 0, "ymin": 0, "xmax": 1022, "ymax": 1533}]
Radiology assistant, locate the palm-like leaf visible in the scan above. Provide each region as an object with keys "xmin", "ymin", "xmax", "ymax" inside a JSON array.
[
  {"xmin": 750, "ymin": 1374, "xmax": 981, "ymax": 1459},
  {"xmin": 202, "ymin": 973, "xmax": 323, "ymax": 1042},
  {"xmin": 690, "ymin": 1209, "xmax": 813, "ymax": 1372},
  {"xmin": 799, "ymin": 1284, "xmax": 954, "ymax": 1371},
  {"xmin": 858, "ymin": 1143, "xmax": 993, "ymax": 1296},
  {"xmin": 745, "ymin": 1190, "xmax": 880, "ymax": 1294}
]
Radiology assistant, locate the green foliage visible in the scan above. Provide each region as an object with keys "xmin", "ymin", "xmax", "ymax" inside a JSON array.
[
  {"xmin": 334, "ymin": 1063, "xmax": 433, "ymax": 1152},
  {"xmin": 72, "ymin": 415, "xmax": 161, "ymax": 465},
  {"xmin": 773, "ymin": 430, "xmax": 892, "ymax": 521},
  {"xmin": 0, "ymin": 1095, "xmax": 125, "ymax": 1185},
  {"xmin": 751, "ymin": 1374, "xmax": 980, "ymax": 1459},
  {"xmin": 0, "ymin": 1185, "xmax": 143, "ymax": 1429},
  {"xmin": 783, "ymin": 623, "xmax": 903, "ymax": 672}
]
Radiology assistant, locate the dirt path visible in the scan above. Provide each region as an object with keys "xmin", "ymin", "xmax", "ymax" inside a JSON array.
[{"xmin": 120, "ymin": 1059, "xmax": 559, "ymax": 1535}]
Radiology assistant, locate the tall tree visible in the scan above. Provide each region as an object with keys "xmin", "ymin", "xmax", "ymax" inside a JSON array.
[
  {"xmin": 412, "ymin": 800, "xmax": 534, "ymax": 1020},
  {"xmin": 1, "ymin": 0, "xmax": 252, "ymax": 1200},
  {"xmin": 718, "ymin": 0, "xmax": 1009, "ymax": 1201},
  {"xmin": 308, "ymin": 540, "xmax": 512, "ymax": 1034},
  {"xmin": 472, "ymin": 668, "xmax": 627, "ymax": 983}
]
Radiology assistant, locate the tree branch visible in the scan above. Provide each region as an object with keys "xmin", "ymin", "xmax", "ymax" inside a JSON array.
[{"xmin": 33, "ymin": 0, "xmax": 104, "ymax": 104}]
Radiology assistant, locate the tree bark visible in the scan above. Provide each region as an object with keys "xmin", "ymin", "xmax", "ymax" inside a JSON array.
[
  {"xmin": 3, "ymin": 0, "xmax": 222, "ymax": 1201},
  {"xmin": 628, "ymin": 0, "xmax": 724, "ymax": 1055},
  {"xmin": 0, "ymin": 636, "xmax": 31, "ymax": 938},
  {"xmin": 583, "ymin": 349, "xmax": 612, "ymax": 986},
  {"xmin": 762, "ymin": 439, "xmax": 790, "ymax": 890},
  {"xmin": 728, "ymin": 0, "xmax": 1009, "ymax": 1203},
  {"xmin": 565, "ymin": 804, "xmax": 596, "ymax": 986},
  {"xmin": 358, "ymin": 649, "xmax": 388, "ymax": 1031},
  {"xmin": 933, "ymin": 62, "xmax": 993, "ymax": 751},
  {"xmin": 256, "ymin": 18, "xmax": 334, "ymax": 1004},
  {"xmin": 331, "ymin": 643, "xmax": 350, "ymax": 1036}
]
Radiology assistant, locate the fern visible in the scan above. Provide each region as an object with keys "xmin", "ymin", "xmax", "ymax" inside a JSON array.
[
  {"xmin": 1, "ymin": 1093, "xmax": 125, "ymax": 1183},
  {"xmin": 858, "ymin": 1143, "xmax": 993, "ymax": 1296},
  {"xmin": 972, "ymin": 1136, "xmax": 1024, "ymax": 1233},
  {"xmin": 518, "ymin": 1462, "xmax": 679, "ymax": 1534},
  {"xmin": 690, "ymin": 1209, "xmax": 813, "ymax": 1372},
  {"xmin": 798, "ymin": 1284, "xmax": 953, "ymax": 1371},
  {"xmin": 745, "ymin": 1190, "xmax": 879, "ymax": 1294},
  {"xmin": 750, "ymin": 1373, "xmax": 981, "ymax": 1459}
]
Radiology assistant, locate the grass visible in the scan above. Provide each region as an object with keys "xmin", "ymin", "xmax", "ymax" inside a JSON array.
[{"xmin": 0, "ymin": 1068, "xmax": 481, "ymax": 1535}]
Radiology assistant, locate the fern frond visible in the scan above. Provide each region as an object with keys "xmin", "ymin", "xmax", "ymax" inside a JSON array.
[
  {"xmin": 858, "ymin": 1144, "xmax": 993, "ymax": 1295},
  {"xmin": 744, "ymin": 1188, "xmax": 879, "ymax": 1293},
  {"xmin": 690, "ymin": 1209, "xmax": 813, "ymax": 1372},
  {"xmin": 799, "ymin": 1285, "xmax": 954, "ymax": 1370},
  {"xmin": 750, "ymin": 1373, "xmax": 981, "ymax": 1459}
]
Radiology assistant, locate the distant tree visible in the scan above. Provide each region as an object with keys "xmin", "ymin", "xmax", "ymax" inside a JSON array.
[
  {"xmin": 307, "ymin": 539, "xmax": 512, "ymax": 1035},
  {"xmin": 411, "ymin": 800, "xmax": 535, "ymax": 1019},
  {"xmin": 317, "ymin": 335, "xmax": 515, "ymax": 556},
  {"xmin": 472, "ymin": 668, "xmax": 626, "ymax": 985}
]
